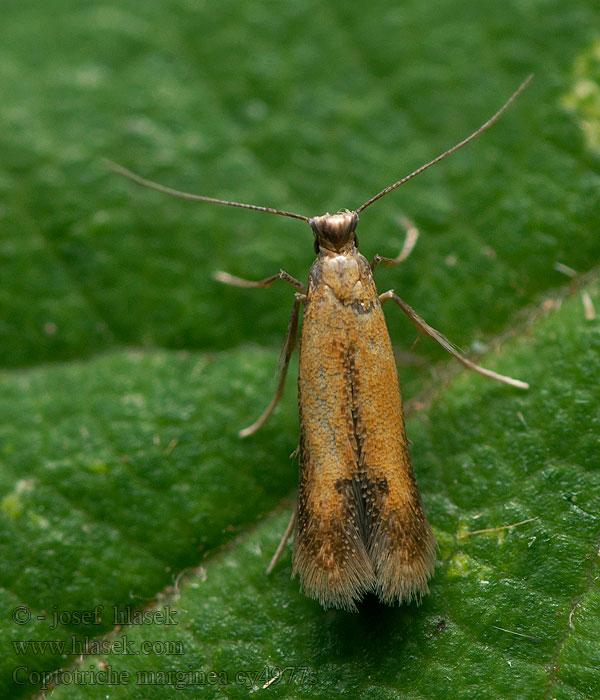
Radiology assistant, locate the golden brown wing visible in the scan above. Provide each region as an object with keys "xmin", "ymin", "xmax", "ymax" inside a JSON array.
[
  {"xmin": 351, "ymin": 284, "xmax": 437, "ymax": 605},
  {"xmin": 293, "ymin": 275, "xmax": 374, "ymax": 611},
  {"xmin": 293, "ymin": 253, "xmax": 436, "ymax": 610}
]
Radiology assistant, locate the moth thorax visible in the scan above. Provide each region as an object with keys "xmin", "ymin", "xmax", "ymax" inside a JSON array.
[{"xmin": 309, "ymin": 211, "xmax": 359, "ymax": 253}]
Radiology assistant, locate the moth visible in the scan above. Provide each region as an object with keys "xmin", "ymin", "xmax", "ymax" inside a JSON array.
[{"xmin": 109, "ymin": 76, "xmax": 531, "ymax": 611}]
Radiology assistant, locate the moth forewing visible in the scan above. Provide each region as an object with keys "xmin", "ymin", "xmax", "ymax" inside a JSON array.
[
  {"xmin": 293, "ymin": 248, "xmax": 375, "ymax": 611},
  {"xmin": 348, "ymin": 281, "xmax": 437, "ymax": 606}
]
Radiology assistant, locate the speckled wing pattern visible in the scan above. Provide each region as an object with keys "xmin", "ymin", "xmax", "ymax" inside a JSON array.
[{"xmin": 293, "ymin": 250, "xmax": 436, "ymax": 611}]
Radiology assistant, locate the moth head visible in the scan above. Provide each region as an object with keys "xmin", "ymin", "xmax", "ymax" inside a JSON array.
[{"xmin": 309, "ymin": 211, "xmax": 359, "ymax": 253}]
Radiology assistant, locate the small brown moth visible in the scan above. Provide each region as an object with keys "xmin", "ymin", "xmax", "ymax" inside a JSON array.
[{"xmin": 109, "ymin": 76, "xmax": 531, "ymax": 611}]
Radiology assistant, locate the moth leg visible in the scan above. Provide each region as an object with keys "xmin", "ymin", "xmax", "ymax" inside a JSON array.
[
  {"xmin": 214, "ymin": 269, "xmax": 307, "ymax": 294},
  {"xmin": 379, "ymin": 291, "xmax": 529, "ymax": 389},
  {"xmin": 266, "ymin": 510, "xmax": 296, "ymax": 575},
  {"xmin": 239, "ymin": 293, "xmax": 306, "ymax": 438},
  {"xmin": 371, "ymin": 216, "xmax": 419, "ymax": 271}
]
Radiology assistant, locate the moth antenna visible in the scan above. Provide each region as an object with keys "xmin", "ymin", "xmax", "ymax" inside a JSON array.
[
  {"xmin": 355, "ymin": 75, "xmax": 533, "ymax": 215},
  {"xmin": 104, "ymin": 159, "xmax": 310, "ymax": 223}
]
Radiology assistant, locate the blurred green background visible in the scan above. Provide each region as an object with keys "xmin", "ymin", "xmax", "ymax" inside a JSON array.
[
  {"xmin": 2, "ymin": 0, "xmax": 599, "ymax": 371},
  {"xmin": 0, "ymin": 0, "xmax": 599, "ymax": 698}
]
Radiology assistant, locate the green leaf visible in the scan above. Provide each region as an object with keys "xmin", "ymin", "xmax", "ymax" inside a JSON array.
[
  {"xmin": 1, "ymin": 0, "xmax": 599, "ymax": 698},
  {"xmin": 15, "ymin": 279, "xmax": 599, "ymax": 700}
]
